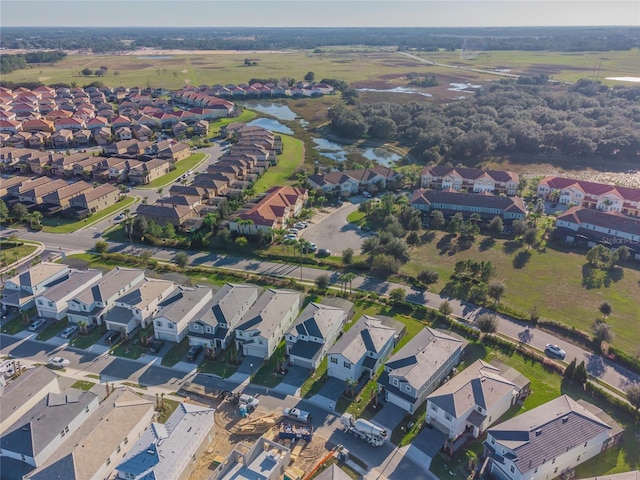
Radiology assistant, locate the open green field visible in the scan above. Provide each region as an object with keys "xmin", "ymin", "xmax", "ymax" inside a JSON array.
[
  {"xmin": 41, "ymin": 195, "xmax": 136, "ymax": 233},
  {"xmin": 140, "ymin": 153, "xmax": 207, "ymax": 189},
  {"xmin": 252, "ymin": 135, "xmax": 304, "ymax": 192},
  {"xmin": 402, "ymin": 231, "xmax": 640, "ymax": 354},
  {"xmin": 414, "ymin": 48, "xmax": 640, "ymax": 83},
  {"xmin": 0, "ymin": 242, "xmax": 37, "ymax": 266},
  {"xmin": 7, "ymin": 48, "xmax": 636, "ymax": 95},
  {"xmin": 209, "ymin": 109, "xmax": 257, "ymax": 135}
]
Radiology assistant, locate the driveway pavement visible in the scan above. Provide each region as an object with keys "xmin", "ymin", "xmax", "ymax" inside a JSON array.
[
  {"xmin": 301, "ymin": 202, "xmax": 369, "ymax": 254},
  {"xmin": 308, "ymin": 377, "xmax": 345, "ymax": 411},
  {"xmin": 228, "ymin": 355, "xmax": 263, "ymax": 383},
  {"xmin": 372, "ymin": 403, "xmax": 408, "ymax": 433},
  {"xmin": 273, "ymin": 366, "xmax": 308, "ymax": 395},
  {"xmin": 410, "ymin": 425, "xmax": 448, "ymax": 469}
]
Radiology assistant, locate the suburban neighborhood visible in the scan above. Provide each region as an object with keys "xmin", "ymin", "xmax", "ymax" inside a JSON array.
[{"xmin": 1, "ymin": 23, "xmax": 640, "ymax": 480}]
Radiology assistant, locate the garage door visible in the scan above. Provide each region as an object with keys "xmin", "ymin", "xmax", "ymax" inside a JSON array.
[
  {"xmin": 386, "ymin": 391, "xmax": 413, "ymax": 413},
  {"xmin": 290, "ymin": 356, "xmax": 314, "ymax": 370},
  {"xmin": 156, "ymin": 331, "xmax": 177, "ymax": 342},
  {"xmin": 243, "ymin": 344, "xmax": 266, "ymax": 359}
]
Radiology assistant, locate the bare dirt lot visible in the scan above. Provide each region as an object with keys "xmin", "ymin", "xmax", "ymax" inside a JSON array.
[{"xmin": 188, "ymin": 398, "xmax": 329, "ymax": 480}]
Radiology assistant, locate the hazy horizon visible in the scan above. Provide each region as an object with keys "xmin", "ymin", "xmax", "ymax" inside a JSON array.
[{"xmin": 1, "ymin": 1, "xmax": 638, "ymax": 28}]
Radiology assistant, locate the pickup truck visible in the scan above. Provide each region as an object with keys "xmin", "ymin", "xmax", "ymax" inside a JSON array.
[{"xmin": 283, "ymin": 407, "xmax": 311, "ymax": 424}]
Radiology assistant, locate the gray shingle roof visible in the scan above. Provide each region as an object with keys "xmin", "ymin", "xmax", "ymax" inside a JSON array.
[
  {"xmin": 1, "ymin": 389, "xmax": 98, "ymax": 460},
  {"xmin": 385, "ymin": 327, "xmax": 466, "ymax": 390},
  {"xmin": 327, "ymin": 315, "xmax": 403, "ymax": 364},
  {"xmin": 116, "ymin": 403, "xmax": 215, "ymax": 480},
  {"xmin": 192, "ymin": 283, "xmax": 260, "ymax": 329},
  {"xmin": 288, "ymin": 301, "xmax": 351, "ymax": 341},
  {"xmin": 37, "ymin": 269, "xmax": 102, "ymax": 303},
  {"xmin": 488, "ymin": 395, "xmax": 614, "ymax": 475},
  {"xmin": 235, "ymin": 289, "xmax": 302, "ymax": 339},
  {"xmin": 0, "ymin": 367, "xmax": 59, "ymax": 426},
  {"xmin": 427, "ymin": 359, "xmax": 523, "ymax": 416},
  {"xmin": 156, "ymin": 285, "xmax": 212, "ymax": 324},
  {"xmin": 73, "ymin": 267, "xmax": 144, "ymax": 305}
]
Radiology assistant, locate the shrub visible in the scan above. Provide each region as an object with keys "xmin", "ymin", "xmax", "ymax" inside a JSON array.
[
  {"xmin": 476, "ymin": 313, "xmax": 498, "ymax": 334},
  {"xmin": 315, "ymin": 274, "xmax": 330, "ymax": 290}
]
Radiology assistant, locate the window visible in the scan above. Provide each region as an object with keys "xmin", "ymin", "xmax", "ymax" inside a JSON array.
[
  {"xmin": 534, "ymin": 468, "xmax": 538, "ymax": 474},
  {"xmin": 510, "ymin": 466, "xmax": 515, "ymax": 474},
  {"xmin": 445, "ymin": 413, "xmax": 452, "ymax": 421},
  {"xmin": 431, "ymin": 404, "xmax": 438, "ymax": 412},
  {"xmin": 577, "ymin": 456, "xmax": 581, "ymax": 462},
  {"xmin": 38, "ymin": 300, "xmax": 43, "ymax": 305},
  {"xmin": 85, "ymin": 406, "xmax": 90, "ymax": 413},
  {"xmin": 106, "ymin": 457, "xmax": 111, "ymax": 466},
  {"xmin": 343, "ymin": 362, "xmax": 351, "ymax": 369},
  {"xmin": 117, "ymin": 445, "xmax": 121, "ymax": 453},
  {"xmin": 205, "ymin": 326, "xmax": 212, "ymax": 333},
  {"xmin": 330, "ymin": 357, "xmax": 337, "ymax": 364},
  {"xmin": 405, "ymin": 385, "xmax": 411, "ymax": 392},
  {"xmin": 48, "ymin": 301, "xmax": 54, "ymax": 307},
  {"xmin": 554, "ymin": 468, "xmax": 558, "ymax": 474},
  {"xmin": 552, "ymin": 458, "xmax": 556, "ymax": 464},
  {"xmin": 584, "ymin": 441, "xmax": 588, "ymax": 447},
  {"xmin": 490, "ymin": 438, "xmax": 495, "ymax": 445},
  {"xmin": 156, "ymin": 320, "xmax": 162, "ymax": 327},
  {"xmin": 124, "ymin": 437, "xmax": 129, "ymax": 445},
  {"xmin": 65, "ymin": 426, "xmax": 69, "ymax": 433},
  {"xmin": 168, "ymin": 323, "xmax": 174, "ymax": 329},
  {"xmin": 392, "ymin": 378, "xmax": 398, "ymax": 386}
]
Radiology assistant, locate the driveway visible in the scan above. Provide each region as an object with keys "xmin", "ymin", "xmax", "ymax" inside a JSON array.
[
  {"xmin": 409, "ymin": 425, "xmax": 448, "ymax": 469},
  {"xmin": 228, "ymin": 355, "xmax": 263, "ymax": 383},
  {"xmin": 273, "ymin": 366, "xmax": 309, "ymax": 395},
  {"xmin": 301, "ymin": 202, "xmax": 370, "ymax": 255},
  {"xmin": 372, "ymin": 402, "xmax": 408, "ymax": 432},
  {"xmin": 308, "ymin": 377, "xmax": 345, "ymax": 410}
]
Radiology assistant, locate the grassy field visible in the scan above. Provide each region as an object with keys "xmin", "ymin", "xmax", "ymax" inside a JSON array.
[
  {"xmin": 6, "ymin": 48, "xmax": 638, "ymax": 98},
  {"xmin": 0, "ymin": 242, "xmax": 37, "ymax": 266},
  {"xmin": 413, "ymin": 48, "xmax": 640, "ymax": 83},
  {"xmin": 252, "ymin": 134, "xmax": 305, "ymax": 192},
  {"xmin": 41, "ymin": 195, "xmax": 136, "ymax": 233},
  {"xmin": 209, "ymin": 109, "xmax": 257, "ymax": 135},
  {"xmin": 402, "ymin": 231, "xmax": 640, "ymax": 354},
  {"xmin": 140, "ymin": 153, "xmax": 207, "ymax": 189}
]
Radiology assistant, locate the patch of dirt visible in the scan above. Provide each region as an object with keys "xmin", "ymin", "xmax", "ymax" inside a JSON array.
[{"xmin": 187, "ymin": 398, "xmax": 330, "ymax": 480}]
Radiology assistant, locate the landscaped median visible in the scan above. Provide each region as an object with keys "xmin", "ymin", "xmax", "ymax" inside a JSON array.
[
  {"xmin": 41, "ymin": 195, "xmax": 136, "ymax": 233},
  {"xmin": 138, "ymin": 153, "xmax": 207, "ymax": 189}
]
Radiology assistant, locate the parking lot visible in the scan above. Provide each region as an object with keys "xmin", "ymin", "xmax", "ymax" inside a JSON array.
[{"xmin": 300, "ymin": 200, "xmax": 372, "ymax": 256}]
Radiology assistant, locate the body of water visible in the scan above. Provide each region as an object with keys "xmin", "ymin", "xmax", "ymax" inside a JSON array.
[
  {"xmin": 312, "ymin": 138, "xmax": 402, "ymax": 167},
  {"xmin": 247, "ymin": 118, "xmax": 293, "ymax": 135},
  {"xmin": 242, "ymin": 101, "xmax": 298, "ymax": 121},
  {"xmin": 605, "ymin": 77, "xmax": 640, "ymax": 83},
  {"xmin": 356, "ymin": 86, "xmax": 432, "ymax": 97},
  {"xmin": 448, "ymin": 82, "xmax": 482, "ymax": 92}
]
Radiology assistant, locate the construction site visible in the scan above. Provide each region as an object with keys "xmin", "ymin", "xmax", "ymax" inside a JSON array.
[{"xmin": 180, "ymin": 383, "xmax": 353, "ymax": 480}]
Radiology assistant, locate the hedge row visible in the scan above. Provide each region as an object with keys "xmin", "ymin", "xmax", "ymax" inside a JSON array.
[
  {"xmin": 585, "ymin": 381, "xmax": 639, "ymax": 420},
  {"xmin": 607, "ymin": 346, "xmax": 640, "ymax": 377}
]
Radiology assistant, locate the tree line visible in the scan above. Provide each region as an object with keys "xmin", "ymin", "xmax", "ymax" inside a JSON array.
[
  {"xmin": 0, "ymin": 51, "xmax": 66, "ymax": 74},
  {"xmin": 1, "ymin": 26, "xmax": 637, "ymax": 53},
  {"xmin": 328, "ymin": 78, "xmax": 640, "ymax": 164}
]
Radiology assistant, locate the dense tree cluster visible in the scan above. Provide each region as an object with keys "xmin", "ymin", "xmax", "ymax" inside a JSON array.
[
  {"xmin": 329, "ymin": 79, "xmax": 640, "ymax": 164},
  {"xmin": 1, "ymin": 27, "xmax": 637, "ymax": 53},
  {"xmin": 0, "ymin": 51, "xmax": 66, "ymax": 74}
]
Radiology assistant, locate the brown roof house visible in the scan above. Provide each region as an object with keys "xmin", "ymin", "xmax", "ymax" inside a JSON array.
[
  {"xmin": 229, "ymin": 186, "xmax": 307, "ymax": 235},
  {"xmin": 52, "ymin": 129, "xmax": 75, "ymax": 148},
  {"xmin": 135, "ymin": 203, "xmax": 196, "ymax": 229},
  {"xmin": 128, "ymin": 159, "xmax": 170, "ymax": 185},
  {"xmin": 69, "ymin": 183, "xmax": 120, "ymax": 214},
  {"xmin": 42, "ymin": 180, "xmax": 93, "ymax": 209},
  {"xmin": 157, "ymin": 142, "xmax": 191, "ymax": 162}
]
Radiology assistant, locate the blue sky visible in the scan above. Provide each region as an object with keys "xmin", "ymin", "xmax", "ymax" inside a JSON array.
[{"xmin": 1, "ymin": 1, "xmax": 638, "ymax": 27}]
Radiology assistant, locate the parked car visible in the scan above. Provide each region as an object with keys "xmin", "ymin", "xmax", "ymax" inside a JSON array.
[
  {"xmin": 113, "ymin": 214, "xmax": 125, "ymax": 222},
  {"xmin": 303, "ymin": 242, "xmax": 317, "ymax": 253},
  {"xmin": 48, "ymin": 357, "xmax": 70, "ymax": 368},
  {"xmin": 287, "ymin": 228, "xmax": 300, "ymax": 235},
  {"xmin": 545, "ymin": 343, "xmax": 566, "ymax": 359},
  {"xmin": 61, "ymin": 325, "xmax": 79, "ymax": 339},
  {"xmin": 186, "ymin": 345, "xmax": 203, "ymax": 362},
  {"xmin": 294, "ymin": 221, "xmax": 308, "ymax": 229},
  {"xmin": 148, "ymin": 339, "xmax": 165, "ymax": 354},
  {"xmin": 362, "ymin": 191, "xmax": 372, "ymax": 198},
  {"xmin": 283, "ymin": 407, "xmax": 311, "ymax": 424},
  {"xmin": 239, "ymin": 393, "xmax": 259, "ymax": 410},
  {"xmin": 317, "ymin": 248, "xmax": 332, "ymax": 257},
  {"xmin": 105, "ymin": 331, "xmax": 121, "ymax": 345},
  {"xmin": 28, "ymin": 318, "xmax": 46, "ymax": 331},
  {"xmin": 284, "ymin": 234, "xmax": 298, "ymax": 241}
]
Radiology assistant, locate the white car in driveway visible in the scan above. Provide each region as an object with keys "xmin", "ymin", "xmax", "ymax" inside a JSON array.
[
  {"xmin": 545, "ymin": 343, "xmax": 566, "ymax": 359},
  {"xmin": 48, "ymin": 357, "xmax": 70, "ymax": 368}
]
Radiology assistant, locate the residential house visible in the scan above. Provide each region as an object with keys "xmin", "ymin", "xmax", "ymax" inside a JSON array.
[
  {"xmin": 6, "ymin": 175, "xmax": 50, "ymax": 198},
  {"xmin": 50, "ymin": 151, "xmax": 91, "ymax": 177},
  {"xmin": 285, "ymin": 299, "xmax": 354, "ymax": 370},
  {"xmin": 135, "ymin": 203, "xmax": 195, "ymax": 229},
  {"xmin": 229, "ymin": 186, "xmax": 308, "ymax": 235},
  {"xmin": 0, "ymin": 119, "xmax": 23, "ymax": 134},
  {"xmin": 484, "ymin": 395, "xmax": 623, "ymax": 480},
  {"xmin": 21, "ymin": 118, "xmax": 55, "ymax": 133},
  {"xmin": 0, "ymin": 174, "xmax": 31, "ymax": 197},
  {"xmin": 128, "ymin": 159, "xmax": 170, "ymax": 185},
  {"xmin": 69, "ymin": 183, "xmax": 120, "ymax": 214},
  {"xmin": 234, "ymin": 289, "xmax": 303, "ymax": 359},
  {"xmin": 25, "ymin": 387, "xmax": 155, "ymax": 480},
  {"xmin": 104, "ymin": 278, "xmax": 176, "ymax": 334},
  {"xmin": 66, "ymin": 267, "xmax": 146, "ymax": 327},
  {"xmin": 187, "ymin": 283, "xmax": 260, "ymax": 351},
  {"xmin": 410, "ymin": 188, "xmax": 527, "ymax": 223},
  {"xmin": 537, "ymin": 176, "xmax": 640, "ymax": 217},
  {"xmin": 52, "ymin": 129, "xmax": 75, "ymax": 148},
  {"xmin": 426, "ymin": 359, "xmax": 530, "ymax": 440},
  {"xmin": 157, "ymin": 142, "xmax": 191, "ymax": 162},
  {"xmin": 72, "ymin": 155, "xmax": 105, "ymax": 178},
  {"xmin": 116, "ymin": 126, "xmax": 133, "ymax": 141},
  {"xmin": 54, "ymin": 117, "xmax": 85, "ymax": 131},
  {"xmin": 93, "ymin": 126, "xmax": 112, "ymax": 145},
  {"xmin": 327, "ymin": 315, "xmax": 404, "ymax": 382},
  {"xmin": 1, "ymin": 262, "xmax": 69, "ymax": 311},
  {"xmin": 307, "ymin": 167, "xmax": 402, "ymax": 196},
  {"xmin": 156, "ymin": 194, "xmax": 201, "ymax": 210},
  {"xmin": 554, "ymin": 206, "xmax": 640, "ymax": 257},
  {"xmin": 378, "ymin": 327, "xmax": 467, "ymax": 414},
  {"xmin": 5, "ymin": 132, "xmax": 32, "ymax": 148},
  {"xmin": 152, "ymin": 286, "xmax": 213, "ymax": 343},
  {"xmin": 104, "ymin": 139, "xmax": 139, "ymax": 156},
  {"xmin": 131, "ymin": 124, "xmax": 153, "ymax": 141},
  {"xmin": 421, "ymin": 166, "xmax": 519, "ymax": 196},
  {"xmin": 42, "ymin": 180, "xmax": 93, "ymax": 209},
  {"xmin": 115, "ymin": 403, "xmax": 215, "ymax": 480},
  {"xmin": 35, "ymin": 269, "xmax": 103, "ymax": 320},
  {"xmin": 210, "ymin": 437, "xmax": 290, "ymax": 480},
  {"xmin": 193, "ymin": 119, "xmax": 209, "ymax": 136},
  {"xmin": 85, "ymin": 116, "xmax": 109, "ymax": 130},
  {"xmin": 27, "ymin": 131, "xmax": 52, "ymax": 148},
  {"xmin": 0, "ymin": 367, "xmax": 60, "ymax": 433},
  {"xmin": 172, "ymin": 121, "xmax": 189, "ymax": 137},
  {"xmin": 111, "ymin": 115, "xmax": 132, "ymax": 129},
  {"xmin": 0, "ymin": 389, "xmax": 99, "ymax": 477}
]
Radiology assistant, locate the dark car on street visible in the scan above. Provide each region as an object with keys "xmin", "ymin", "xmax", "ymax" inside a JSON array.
[
  {"xmin": 105, "ymin": 331, "xmax": 121, "ymax": 345},
  {"xmin": 148, "ymin": 339, "xmax": 165, "ymax": 354}
]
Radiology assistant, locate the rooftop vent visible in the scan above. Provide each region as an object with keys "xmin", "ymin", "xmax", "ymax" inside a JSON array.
[
  {"xmin": 535, "ymin": 429, "xmax": 542, "ymax": 436},
  {"xmin": 562, "ymin": 416, "xmax": 569, "ymax": 424}
]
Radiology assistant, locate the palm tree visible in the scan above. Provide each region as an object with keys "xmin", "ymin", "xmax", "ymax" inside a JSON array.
[
  {"xmin": 28, "ymin": 211, "xmax": 43, "ymax": 229},
  {"xmin": 342, "ymin": 272, "xmax": 356, "ymax": 295},
  {"xmin": 157, "ymin": 188, "xmax": 164, "ymax": 198}
]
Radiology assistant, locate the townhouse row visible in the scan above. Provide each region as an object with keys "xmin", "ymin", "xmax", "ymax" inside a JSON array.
[{"xmin": 173, "ymin": 80, "xmax": 335, "ymax": 103}]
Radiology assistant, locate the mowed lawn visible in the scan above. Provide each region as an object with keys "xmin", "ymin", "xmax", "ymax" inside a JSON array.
[
  {"xmin": 252, "ymin": 135, "xmax": 304, "ymax": 192},
  {"xmin": 140, "ymin": 153, "xmax": 206, "ymax": 189},
  {"xmin": 402, "ymin": 231, "xmax": 640, "ymax": 353}
]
